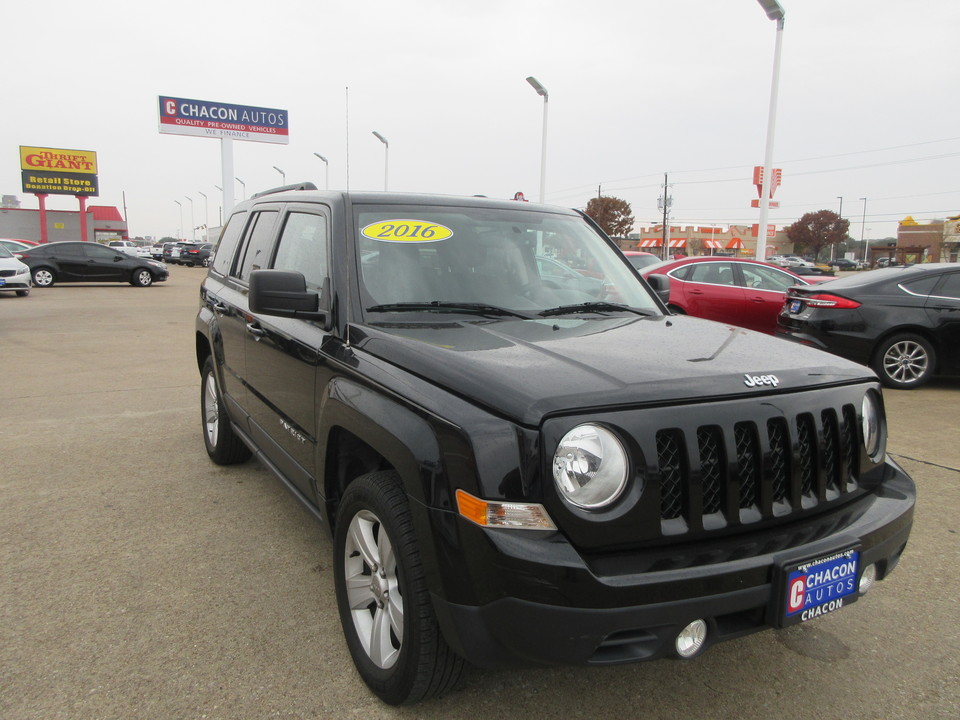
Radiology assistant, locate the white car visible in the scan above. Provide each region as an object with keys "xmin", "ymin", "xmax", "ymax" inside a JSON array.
[
  {"xmin": 107, "ymin": 240, "xmax": 139, "ymax": 256},
  {"xmin": 0, "ymin": 244, "xmax": 31, "ymax": 296}
]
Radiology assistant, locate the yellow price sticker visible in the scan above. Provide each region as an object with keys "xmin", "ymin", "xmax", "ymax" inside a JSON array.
[{"xmin": 361, "ymin": 219, "xmax": 453, "ymax": 243}]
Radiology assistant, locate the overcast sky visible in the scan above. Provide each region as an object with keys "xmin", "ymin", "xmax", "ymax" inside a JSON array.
[{"xmin": 4, "ymin": 0, "xmax": 958, "ymax": 242}]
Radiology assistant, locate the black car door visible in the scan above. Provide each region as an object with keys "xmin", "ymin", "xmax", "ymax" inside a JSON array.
[
  {"xmin": 243, "ymin": 205, "xmax": 331, "ymax": 502},
  {"xmin": 48, "ymin": 242, "xmax": 88, "ymax": 280},
  {"xmin": 82, "ymin": 243, "xmax": 128, "ymax": 281},
  {"xmin": 926, "ymin": 270, "xmax": 960, "ymax": 374}
]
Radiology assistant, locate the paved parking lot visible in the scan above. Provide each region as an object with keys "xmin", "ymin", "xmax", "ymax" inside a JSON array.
[{"xmin": 1, "ymin": 269, "xmax": 958, "ymax": 719}]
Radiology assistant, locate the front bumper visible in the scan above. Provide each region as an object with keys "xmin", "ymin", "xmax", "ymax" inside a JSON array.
[{"xmin": 429, "ymin": 459, "xmax": 914, "ymax": 668}]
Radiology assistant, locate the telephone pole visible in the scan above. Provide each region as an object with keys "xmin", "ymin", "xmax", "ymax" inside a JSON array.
[{"xmin": 658, "ymin": 173, "xmax": 673, "ymax": 261}]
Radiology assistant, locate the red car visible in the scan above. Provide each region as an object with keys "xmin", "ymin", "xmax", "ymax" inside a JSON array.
[{"xmin": 641, "ymin": 257, "xmax": 818, "ymax": 334}]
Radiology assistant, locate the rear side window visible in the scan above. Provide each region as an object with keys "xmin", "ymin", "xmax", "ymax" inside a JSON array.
[
  {"xmin": 212, "ymin": 211, "xmax": 248, "ymax": 275},
  {"xmin": 901, "ymin": 275, "xmax": 939, "ymax": 297},
  {"xmin": 236, "ymin": 211, "xmax": 279, "ymax": 281},
  {"xmin": 933, "ymin": 272, "xmax": 960, "ymax": 300}
]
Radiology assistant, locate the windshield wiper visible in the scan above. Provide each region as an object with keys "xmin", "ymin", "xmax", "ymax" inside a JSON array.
[
  {"xmin": 538, "ymin": 302, "xmax": 655, "ymax": 318},
  {"xmin": 366, "ymin": 301, "xmax": 536, "ymax": 319}
]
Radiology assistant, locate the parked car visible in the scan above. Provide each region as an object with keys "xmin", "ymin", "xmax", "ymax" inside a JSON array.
[
  {"xmin": 0, "ymin": 244, "xmax": 31, "ymax": 296},
  {"xmin": 777, "ymin": 263, "xmax": 960, "ymax": 389},
  {"xmin": 828, "ymin": 257, "xmax": 859, "ymax": 271},
  {"xmin": 788, "ymin": 265, "xmax": 836, "ymax": 282},
  {"xmin": 535, "ymin": 255, "xmax": 603, "ymax": 295},
  {"xmin": 16, "ymin": 241, "xmax": 169, "ymax": 287},
  {"xmin": 0, "ymin": 239, "xmax": 37, "ymax": 253},
  {"xmin": 196, "ymin": 184, "xmax": 914, "ymax": 704},
  {"xmin": 622, "ymin": 250, "xmax": 660, "ymax": 271},
  {"xmin": 163, "ymin": 241, "xmax": 198, "ymax": 265},
  {"xmin": 150, "ymin": 242, "xmax": 166, "ymax": 260},
  {"xmin": 641, "ymin": 256, "xmax": 811, "ymax": 333},
  {"xmin": 179, "ymin": 242, "xmax": 215, "ymax": 267},
  {"xmin": 770, "ymin": 255, "xmax": 814, "ymax": 269},
  {"xmin": 107, "ymin": 240, "xmax": 140, "ymax": 256}
]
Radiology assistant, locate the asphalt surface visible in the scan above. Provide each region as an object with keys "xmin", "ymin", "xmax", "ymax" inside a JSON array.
[{"xmin": 1, "ymin": 269, "xmax": 958, "ymax": 719}]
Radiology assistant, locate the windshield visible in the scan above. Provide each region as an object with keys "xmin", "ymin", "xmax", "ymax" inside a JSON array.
[
  {"xmin": 355, "ymin": 204, "xmax": 660, "ymax": 317},
  {"xmin": 0, "ymin": 245, "xmax": 13, "ymax": 259}
]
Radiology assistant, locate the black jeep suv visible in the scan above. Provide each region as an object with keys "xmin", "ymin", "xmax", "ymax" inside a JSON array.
[{"xmin": 195, "ymin": 183, "xmax": 914, "ymax": 705}]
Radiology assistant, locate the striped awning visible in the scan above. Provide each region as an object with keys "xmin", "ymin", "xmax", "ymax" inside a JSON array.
[
  {"xmin": 705, "ymin": 240, "xmax": 724, "ymax": 249},
  {"xmin": 669, "ymin": 239, "xmax": 687, "ymax": 248},
  {"xmin": 639, "ymin": 238, "xmax": 662, "ymax": 248},
  {"xmin": 727, "ymin": 238, "xmax": 745, "ymax": 249}
]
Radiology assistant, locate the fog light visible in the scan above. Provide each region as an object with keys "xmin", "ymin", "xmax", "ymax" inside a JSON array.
[
  {"xmin": 859, "ymin": 563, "xmax": 877, "ymax": 594},
  {"xmin": 675, "ymin": 619, "xmax": 707, "ymax": 658}
]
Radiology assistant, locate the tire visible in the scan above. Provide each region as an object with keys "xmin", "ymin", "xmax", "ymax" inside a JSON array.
[
  {"xmin": 131, "ymin": 269, "xmax": 154, "ymax": 287},
  {"xmin": 872, "ymin": 333, "xmax": 936, "ymax": 389},
  {"xmin": 32, "ymin": 268, "xmax": 55, "ymax": 287},
  {"xmin": 200, "ymin": 356, "xmax": 251, "ymax": 464},
  {"xmin": 334, "ymin": 471, "xmax": 464, "ymax": 705}
]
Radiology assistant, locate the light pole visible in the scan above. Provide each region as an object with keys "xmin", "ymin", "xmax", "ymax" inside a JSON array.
[
  {"xmin": 859, "ymin": 197, "xmax": 867, "ymax": 261},
  {"xmin": 235, "ymin": 177, "xmax": 246, "ymax": 199},
  {"xmin": 372, "ymin": 132, "xmax": 389, "ymax": 191},
  {"xmin": 273, "ymin": 166, "xmax": 285, "ymax": 185},
  {"xmin": 755, "ymin": 0, "xmax": 785, "ymax": 262},
  {"xmin": 835, "ymin": 196, "xmax": 843, "ymax": 261},
  {"xmin": 185, "ymin": 195, "xmax": 195, "ymax": 241},
  {"xmin": 174, "ymin": 200, "xmax": 183, "ymax": 240},
  {"xmin": 526, "ymin": 76, "xmax": 549, "ymax": 204},
  {"xmin": 313, "ymin": 153, "xmax": 329, "ymax": 190},
  {"xmin": 198, "ymin": 191, "xmax": 209, "ymax": 240}
]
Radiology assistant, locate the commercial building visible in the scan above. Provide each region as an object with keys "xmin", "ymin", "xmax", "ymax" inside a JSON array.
[{"xmin": 0, "ymin": 195, "xmax": 128, "ymax": 243}]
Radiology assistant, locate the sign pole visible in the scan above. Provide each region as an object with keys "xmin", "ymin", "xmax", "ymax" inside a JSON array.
[
  {"xmin": 37, "ymin": 194, "xmax": 49, "ymax": 244},
  {"xmin": 77, "ymin": 196, "xmax": 88, "ymax": 242},
  {"xmin": 221, "ymin": 137, "xmax": 235, "ymax": 217}
]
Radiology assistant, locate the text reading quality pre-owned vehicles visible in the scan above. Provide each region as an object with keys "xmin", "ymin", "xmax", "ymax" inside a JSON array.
[{"xmin": 195, "ymin": 184, "xmax": 914, "ymax": 705}]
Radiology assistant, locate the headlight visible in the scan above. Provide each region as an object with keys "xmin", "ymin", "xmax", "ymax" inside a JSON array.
[
  {"xmin": 15, "ymin": 266, "xmax": 28, "ymax": 276},
  {"xmin": 552, "ymin": 424, "xmax": 629, "ymax": 509},
  {"xmin": 861, "ymin": 391, "xmax": 886, "ymax": 462}
]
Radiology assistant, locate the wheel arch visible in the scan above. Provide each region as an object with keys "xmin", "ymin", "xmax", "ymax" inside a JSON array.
[{"xmin": 870, "ymin": 325, "xmax": 941, "ymax": 372}]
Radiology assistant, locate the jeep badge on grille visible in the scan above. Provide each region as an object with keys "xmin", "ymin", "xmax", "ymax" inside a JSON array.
[{"xmin": 744, "ymin": 374, "xmax": 780, "ymax": 388}]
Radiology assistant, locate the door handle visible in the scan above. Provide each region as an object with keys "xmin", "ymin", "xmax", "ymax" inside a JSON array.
[
  {"xmin": 211, "ymin": 301, "xmax": 229, "ymax": 313},
  {"xmin": 246, "ymin": 322, "xmax": 265, "ymax": 338}
]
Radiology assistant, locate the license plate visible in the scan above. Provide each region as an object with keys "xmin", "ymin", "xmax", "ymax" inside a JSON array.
[
  {"xmin": 0, "ymin": 279, "xmax": 5, "ymax": 286},
  {"xmin": 789, "ymin": 299, "xmax": 801, "ymax": 313},
  {"xmin": 781, "ymin": 548, "xmax": 859, "ymax": 626}
]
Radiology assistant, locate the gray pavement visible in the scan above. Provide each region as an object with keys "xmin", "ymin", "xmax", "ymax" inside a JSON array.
[{"xmin": 1, "ymin": 269, "xmax": 958, "ymax": 719}]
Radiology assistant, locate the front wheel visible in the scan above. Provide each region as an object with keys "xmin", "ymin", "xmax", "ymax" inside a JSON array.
[
  {"xmin": 872, "ymin": 333, "xmax": 936, "ymax": 389},
  {"xmin": 32, "ymin": 268, "xmax": 55, "ymax": 287},
  {"xmin": 334, "ymin": 471, "xmax": 464, "ymax": 705},
  {"xmin": 200, "ymin": 356, "xmax": 251, "ymax": 464},
  {"xmin": 131, "ymin": 269, "xmax": 154, "ymax": 287}
]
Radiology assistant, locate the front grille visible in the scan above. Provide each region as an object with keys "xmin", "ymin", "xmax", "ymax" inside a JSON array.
[
  {"xmin": 0, "ymin": 269, "xmax": 18, "ymax": 278},
  {"xmin": 653, "ymin": 402, "xmax": 860, "ymax": 533}
]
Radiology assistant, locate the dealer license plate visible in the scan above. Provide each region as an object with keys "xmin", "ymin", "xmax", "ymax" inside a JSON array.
[
  {"xmin": 0, "ymin": 279, "xmax": 5, "ymax": 286},
  {"xmin": 789, "ymin": 299, "xmax": 801, "ymax": 313},
  {"xmin": 781, "ymin": 548, "xmax": 859, "ymax": 626}
]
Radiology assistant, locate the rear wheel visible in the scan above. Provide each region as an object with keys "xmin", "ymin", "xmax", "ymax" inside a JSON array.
[
  {"xmin": 334, "ymin": 471, "xmax": 464, "ymax": 705},
  {"xmin": 200, "ymin": 356, "xmax": 251, "ymax": 464},
  {"xmin": 872, "ymin": 333, "xmax": 935, "ymax": 389},
  {"xmin": 32, "ymin": 268, "xmax": 55, "ymax": 287}
]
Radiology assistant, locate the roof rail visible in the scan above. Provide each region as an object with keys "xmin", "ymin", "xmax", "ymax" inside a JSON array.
[{"xmin": 251, "ymin": 182, "xmax": 319, "ymax": 199}]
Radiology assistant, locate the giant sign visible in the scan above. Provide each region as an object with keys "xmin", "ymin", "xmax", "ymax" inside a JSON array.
[
  {"xmin": 20, "ymin": 146, "xmax": 99, "ymax": 196},
  {"xmin": 158, "ymin": 96, "xmax": 289, "ymax": 144}
]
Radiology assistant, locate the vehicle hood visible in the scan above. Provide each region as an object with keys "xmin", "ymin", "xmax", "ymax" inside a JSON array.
[{"xmin": 352, "ymin": 314, "xmax": 874, "ymax": 425}]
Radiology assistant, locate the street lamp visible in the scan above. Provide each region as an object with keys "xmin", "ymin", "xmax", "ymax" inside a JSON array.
[
  {"xmin": 754, "ymin": 0, "xmax": 785, "ymax": 262},
  {"xmin": 526, "ymin": 76, "xmax": 549, "ymax": 204},
  {"xmin": 859, "ymin": 197, "xmax": 868, "ymax": 261},
  {"xmin": 235, "ymin": 177, "xmax": 246, "ymax": 199},
  {"xmin": 198, "ymin": 191, "xmax": 209, "ymax": 239},
  {"xmin": 313, "ymin": 153, "xmax": 329, "ymax": 190},
  {"xmin": 273, "ymin": 166, "xmax": 285, "ymax": 185},
  {"xmin": 372, "ymin": 131, "xmax": 389, "ymax": 191},
  {"xmin": 174, "ymin": 199, "xmax": 183, "ymax": 240},
  {"xmin": 835, "ymin": 196, "xmax": 843, "ymax": 261},
  {"xmin": 185, "ymin": 195, "xmax": 195, "ymax": 241}
]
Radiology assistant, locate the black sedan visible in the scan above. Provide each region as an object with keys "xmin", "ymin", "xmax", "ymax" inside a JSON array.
[
  {"xmin": 776, "ymin": 263, "xmax": 960, "ymax": 389},
  {"xmin": 16, "ymin": 241, "xmax": 169, "ymax": 288}
]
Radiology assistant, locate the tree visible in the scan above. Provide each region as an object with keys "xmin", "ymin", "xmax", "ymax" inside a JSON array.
[
  {"xmin": 585, "ymin": 196, "xmax": 634, "ymax": 238},
  {"xmin": 786, "ymin": 210, "xmax": 850, "ymax": 260}
]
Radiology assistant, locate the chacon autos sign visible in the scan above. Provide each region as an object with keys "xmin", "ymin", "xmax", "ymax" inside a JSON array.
[
  {"xmin": 158, "ymin": 96, "xmax": 289, "ymax": 145},
  {"xmin": 20, "ymin": 146, "xmax": 99, "ymax": 196}
]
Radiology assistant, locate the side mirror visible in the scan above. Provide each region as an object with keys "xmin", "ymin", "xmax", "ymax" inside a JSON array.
[
  {"xmin": 645, "ymin": 273, "xmax": 671, "ymax": 305},
  {"xmin": 249, "ymin": 269, "xmax": 331, "ymax": 328}
]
